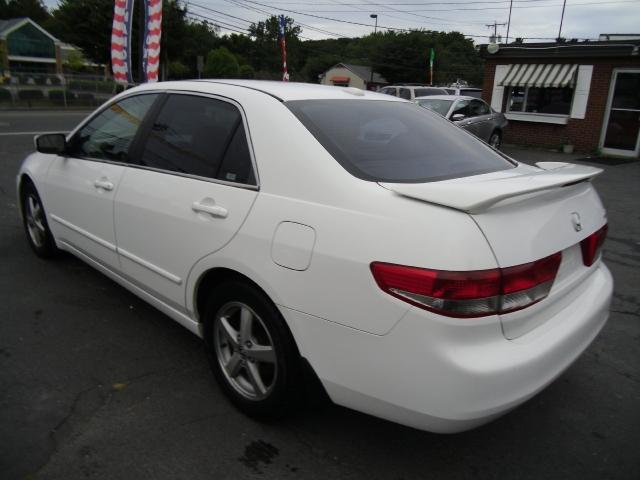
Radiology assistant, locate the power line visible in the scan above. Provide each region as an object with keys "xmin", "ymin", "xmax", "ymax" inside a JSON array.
[
  {"xmin": 262, "ymin": 0, "xmax": 632, "ymax": 4},
  {"xmin": 264, "ymin": 0, "xmax": 639, "ymax": 12},
  {"xmin": 221, "ymin": 0, "xmax": 505, "ymax": 38},
  {"xmin": 335, "ymin": 0, "xmax": 489, "ymax": 26},
  {"xmin": 221, "ymin": 0, "xmax": 615, "ymax": 39},
  {"xmin": 220, "ymin": 0, "xmax": 350, "ymax": 37},
  {"xmin": 187, "ymin": 12, "xmax": 251, "ymax": 35}
]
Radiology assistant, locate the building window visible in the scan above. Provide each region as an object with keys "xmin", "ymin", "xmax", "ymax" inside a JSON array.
[{"xmin": 507, "ymin": 86, "xmax": 574, "ymax": 115}]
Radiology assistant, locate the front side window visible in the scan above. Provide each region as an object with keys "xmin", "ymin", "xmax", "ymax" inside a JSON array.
[
  {"xmin": 69, "ymin": 94, "xmax": 158, "ymax": 162},
  {"xmin": 470, "ymin": 99, "xmax": 491, "ymax": 116},
  {"xmin": 380, "ymin": 87, "xmax": 396, "ymax": 96},
  {"xmin": 286, "ymin": 99, "xmax": 514, "ymax": 183},
  {"xmin": 137, "ymin": 94, "xmax": 256, "ymax": 185},
  {"xmin": 507, "ymin": 86, "xmax": 573, "ymax": 115},
  {"xmin": 451, "ymin": 100, "xmax": 473, "ymax": 118}
]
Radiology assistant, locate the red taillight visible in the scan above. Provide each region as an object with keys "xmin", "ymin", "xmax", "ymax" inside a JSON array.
[
  {"xmin": 580, "ymin": 224, "xmax": 607, "ymax": 267},
  {"xmin": 371, "ymin": 252, "xmax": 562, "ymax": 318}
]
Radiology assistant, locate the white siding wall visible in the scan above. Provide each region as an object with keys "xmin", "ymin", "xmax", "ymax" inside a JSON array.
[{"xmin": 320, "ymin": 67, "xmax": 366, "ymax": 89}]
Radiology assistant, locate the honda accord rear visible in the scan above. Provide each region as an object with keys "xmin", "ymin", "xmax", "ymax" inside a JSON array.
[{"xmin": 19, "ymin": 81, "xmax": 612, "ymax": 433}]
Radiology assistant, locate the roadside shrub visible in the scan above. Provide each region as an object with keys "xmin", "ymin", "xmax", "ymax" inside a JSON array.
[
  {"xmin": 0, "ymin": 88, "xmax": 12, "ymax": 101},
  {"xmin": 75, "ymin": 92, "xmax": 95, "ymax": 106},
  {"xmin": 18, "ymin": 89, "xmax": 44, "ymax": 100},
  {"xmin": 48, "ymin": 89, "xmax": 75, "ymax": 105}
]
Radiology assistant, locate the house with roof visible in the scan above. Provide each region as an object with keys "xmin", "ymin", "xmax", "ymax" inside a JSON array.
[
  {"xmin": 319, "ymin": 63, "xmax": 388, "ymax": 91},
  {"xmin": 0, "ymin": 17, "xmax": 62, "ymax": 76},
  {"xmin": 480, "ymin": 37, "xmax": 640, "ymax": 158},
  {"xmin": 0, "ymin": 17, "xmax": 104, "ymax": 79}
]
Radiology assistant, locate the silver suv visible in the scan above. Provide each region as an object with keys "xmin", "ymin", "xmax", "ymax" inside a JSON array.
[{"xmin": 380, "ymin": 85, "xmax": 449, "ymax": 100}]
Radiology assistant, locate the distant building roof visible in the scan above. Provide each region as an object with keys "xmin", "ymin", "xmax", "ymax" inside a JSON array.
[
  {"xmin": 480, "ymin": 39, "xmax": 640, "ymax": 60},
  {"xmin": 331, "ymin": 63, "xmax": 388, "ymax": 84},
  {"xmin": 0, "ymin": 18, "xmax": 27, "ymax": 36},
  {"xmin": 599, "ymin": 34, "xmax": 640, "ymax": 41},
  {"xmin": 0, "ymin": 17, "xmax": 60, "ymax": 42}
]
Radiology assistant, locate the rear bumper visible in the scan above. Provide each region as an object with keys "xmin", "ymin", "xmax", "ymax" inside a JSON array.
[{"xmin": 285, "ymin": 263, "xmax": 613, "ymax": 433}]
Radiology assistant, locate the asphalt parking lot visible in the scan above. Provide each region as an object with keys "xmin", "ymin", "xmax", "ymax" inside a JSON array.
[{"xmin": 1, "ymin": 110, "xmax": 639, "ymax": 480}]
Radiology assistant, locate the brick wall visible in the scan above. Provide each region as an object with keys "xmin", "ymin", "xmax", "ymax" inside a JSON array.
[{"xmin": 483, "ymin": 57, "xmax": 640, "ymax": 153}]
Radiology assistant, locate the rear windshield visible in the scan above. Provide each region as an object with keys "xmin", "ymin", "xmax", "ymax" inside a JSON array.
[
  {"xmin": 414, "ymin": 88, "xmax": 445, "ymax": 97},
  {"xmin": 461, "ymin": 89, "xmax": 483, "ymax": 99},
  {"xmin": 416, "ymin": 99, "xmax": 453, "ymax": 116},
  {"xmin": 286, "ymin": 99, "xmax": 514, "ymax": 183}
]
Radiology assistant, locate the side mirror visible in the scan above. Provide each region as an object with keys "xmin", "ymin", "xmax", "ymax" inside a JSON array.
[
  {"xmin": 35, "ymin": 133, "xmax": 67, "ymax": 155},
  {"xmin": 451, "ymin": 113, "xmax": 466, "ymax": 122}
]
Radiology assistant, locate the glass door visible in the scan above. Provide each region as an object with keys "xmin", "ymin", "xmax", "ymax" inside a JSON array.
[{"xmin": 600, "ymin": 70, "xmax": 640, "ymax": 157}]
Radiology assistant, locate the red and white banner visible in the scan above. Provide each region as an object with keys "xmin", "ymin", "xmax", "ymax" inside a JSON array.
[
  {"xmin": 111, "ymin": 0, "xmax": 134, "ymax": 84},
  {"xmin": 142, "ymin": 0, "xmax": 162, "ymax": 83}
]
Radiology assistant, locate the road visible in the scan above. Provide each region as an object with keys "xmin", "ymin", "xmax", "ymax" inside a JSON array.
[{"xmin": 1, "ymin": 110, "xmax": 639, "ymax": 480}]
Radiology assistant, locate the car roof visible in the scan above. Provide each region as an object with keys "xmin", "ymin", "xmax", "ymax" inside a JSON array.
[
  {"xmin": 414, "ymin": 94, "xmax": 480, "ymax": 101},
  {"xmin": 129, "ymin": 79, "xmax": 406, "ymax": 102}
]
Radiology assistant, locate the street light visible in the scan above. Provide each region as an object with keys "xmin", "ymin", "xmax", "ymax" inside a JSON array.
[{"xmin": 370, "ymin": 14, "xmax": 378, "ymax": 35}]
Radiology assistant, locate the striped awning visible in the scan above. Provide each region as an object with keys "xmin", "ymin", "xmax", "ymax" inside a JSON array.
[{"xmin": 499, "ymin": 64, "xmax": 578, "ymax": 88}]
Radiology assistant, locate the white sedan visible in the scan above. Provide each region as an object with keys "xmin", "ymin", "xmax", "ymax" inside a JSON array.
[{"xmin": 18, "ymin": 81, "xmax": 612, "ymax": 433}]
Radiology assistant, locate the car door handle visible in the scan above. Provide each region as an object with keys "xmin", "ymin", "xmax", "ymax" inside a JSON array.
[
  {"xmin": 192, "ymin": 201, "xmax": 228, "ymax": 218},
  {"xmin": 94, "ymin": 179, "xmax": 114, "ymax": 191}
]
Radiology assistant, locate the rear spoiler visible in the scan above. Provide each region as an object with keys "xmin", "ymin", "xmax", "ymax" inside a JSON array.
[{"xmin": 379, "ymin": 162, "xmax": 603, "ymax": 214}]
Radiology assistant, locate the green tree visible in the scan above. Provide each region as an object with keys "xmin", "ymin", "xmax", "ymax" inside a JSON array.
[
  {"xmin": 47, "ymin": 0, "xmax": 114, "ymax": 65},
  {"xmin": 64, "ymin": 49, "xmax": 86, "ymax": 72},
  {"xmin": 301, "ymin": 53, "xmax": 341, "ymax": 83},
  {"xmin": 0, "ymin": 0, "xmax": 50, "ymax": 25},
  {"xmin": 168, "ymin": 60, "xmax": 189, "ymax": 79},
  {"xmin": 238, "ymin": 64, "xmax": 254, "ymax": 79},
  {"xmin": 204, "ymin": 47, "xmax": 239, "ymax": 78},
  {"xmin": 48, "ymin": 0, "xmax": 197, "ymax": 81},
  {"xmin": 247, "ymin": 16, "xmax": 302, "ymax": 78}
]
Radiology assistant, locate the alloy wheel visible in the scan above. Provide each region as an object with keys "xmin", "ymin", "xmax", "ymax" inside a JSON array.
[
  {"xmin": 25, "ymin": 194, "xmax": 47, "ymax": 248},
  {"xmin": 213, "ymin": 301, "xmax": 278, "ymax": 401},
  {"xmin": 489, "ymin": 133, "xmax": 501, "ymax": 149}
]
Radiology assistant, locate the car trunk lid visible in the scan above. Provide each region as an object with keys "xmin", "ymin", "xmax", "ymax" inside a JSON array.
[{"xmin": 380, "ymin": 162, "xmax": 608, "ymax": 338}]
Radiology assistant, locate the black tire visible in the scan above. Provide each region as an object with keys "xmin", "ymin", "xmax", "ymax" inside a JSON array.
[
  {"xmin": 20, "ymin": 180, "xmax": 60, "ymax": 258},
  {"xmin": 203, "ymin": 280, "xmax": 302, "ymax": 419},
  {"xmin": 488, "ymin": 130, "xmax": 502, "ymax": 150}
]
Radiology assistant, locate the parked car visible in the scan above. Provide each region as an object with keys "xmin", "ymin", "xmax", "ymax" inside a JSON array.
[
  {"xmin": 380, "ymin": 85, "xmax": 449, "ymax": 100},
  {"xmin": 442, "ymin": 86, "xmax": 483, "ymax": 98},
  {"xmin": 18, "ymin": 80, "xmax": 612, "ymax": 433},
  {"xmin": 415, "ymin": 94, "xmax": 508, "ymax": 148}
]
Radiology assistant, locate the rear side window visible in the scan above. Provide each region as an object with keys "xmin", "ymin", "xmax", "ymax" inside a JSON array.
[
  {"xmin": 398, "ymin": 88, "xmax": 411, "ymax": 100},
  {"xmin": 286, "ymin": 99, "xmax": 514, "ymax": 183},
  {"xmin": 138, "ymin": 94, "xmax": 256, "ymax": 185},
  {"xmin": 380, "ymin": 87, "xmax": 396, "ymax": 96}
]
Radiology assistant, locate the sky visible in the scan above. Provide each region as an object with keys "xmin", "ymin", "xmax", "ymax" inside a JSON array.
[{"xmin": 43, "ymin": 0, "xmax": 640, "ymax": 42}]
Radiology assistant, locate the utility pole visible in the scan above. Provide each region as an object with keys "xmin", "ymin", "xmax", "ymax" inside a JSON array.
[
  {"xmin": 486, "ymin": 21, "xmax": 506, "ymax": 43},
  {"xmin": 506, "ymin": 0, "xmax": 513, "ymax": 43},
  {"xmin": 558, "ymin": 0, "xmax": 567, "ymax": 41},
  {"xmin": 369, "ymin": 14, "xmax": 378, "ymax": 88}
]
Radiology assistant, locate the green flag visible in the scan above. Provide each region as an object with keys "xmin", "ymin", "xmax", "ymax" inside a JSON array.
[{"xmin": 429, "ymin": 48, "xmax": 435, "ymax": 68}]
